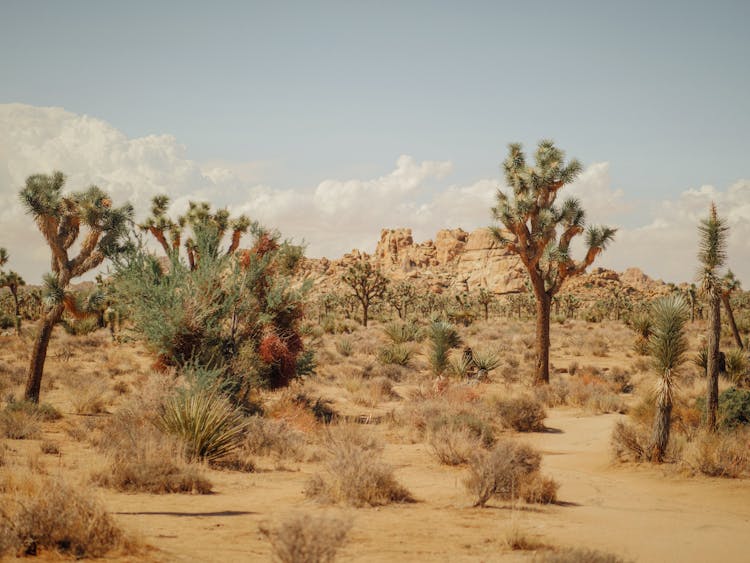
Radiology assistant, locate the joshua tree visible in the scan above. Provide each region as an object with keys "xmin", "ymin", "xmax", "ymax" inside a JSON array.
[
  {"xmin": 0, "ymin": 247, "xmax": 7, "ymax": 269},
  {"xmin": 491, "ymin": 140, "xmax": 616, "ymax": 384},
  {"xmin": 648, "ymin": 295, "xmax": 689, "ymax": 462},
  {"xmin": 19, "ymin": 172, "xmax": 132, "ymax": 402},
  {"xmin": 139, "ymin": 195, "xmax": 251, "ymax": 269},
  {"xmin": 697, "ymin": 203, "xmax": 728, "ymax": 431},
  {"xmin": 477, "ymin": 287, "xmax": 494, "ymax": 321},
  {"xmin": 341, "ymin": 260, "xmax": 388, "ymax": 327},
  {"xmin": 0, "ymin": 270, "xmax": 26, "ymax": 334},
  {"xmin": 386, "ymin": 281, "xmax": 417, "ymax": 320},
  {"xmin": 721, "ymin": 270, "xmax": 743, "ymax": 350}
]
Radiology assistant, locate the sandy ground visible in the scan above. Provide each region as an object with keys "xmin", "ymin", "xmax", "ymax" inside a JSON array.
[{"xmin": 80, "ymin": 408, "xmax": 748, "ymax": 562}]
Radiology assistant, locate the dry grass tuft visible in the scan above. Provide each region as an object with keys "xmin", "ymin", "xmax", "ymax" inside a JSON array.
[
  {"xmin": 242, "ymin": 416, "xmax": 308, "ymax": 461},
  {"xmin": 305, "ymin": 442, "xmax": 414, "ymax": 507},
  {"xmin": 428, "ymin": 426, "xmax": 482, "ymax": 466},
  {"xmin": 682, "ymin": 430, "xmax": 750, "ymax": 478},
  {"xmin": 534, "ymin": 547, "xmax": 631, "ymax": 562},
  {"xmin": 0, "ymin": 407, "xmax": 41, "ymax": 440},
  {"xmin": 259, "ymin": 511, "xmax": 352, "ymax": 563},
  {"xmin": 503, "ymin": 524, "xmax": 547, "ymax": 551},
  {"xmin": 0, "ymin": 473, "xmax": 139, "ymax": 558}
]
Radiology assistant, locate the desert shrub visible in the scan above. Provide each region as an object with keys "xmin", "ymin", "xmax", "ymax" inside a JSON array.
[
  {"xmin": 604, "ymin": 367, "xmax": 633, "ymax": 393},
  {"xmin": 535, "ymin": 547, "xmax": 630, "ymax": 563},
  {"xmin": 305, "ymin": 442, "xmax": 413, "ymax": 507},
  {"xmin": 113, "ymin": 213, "xmax": 309, "ymax": 397},
  {"xmin": 68, "ymin": 377, "xmax": 110, "ymax": 415},
  {"xmin": 60, "ymin": 316, "xmax": 100, "ymax": 336},
  {"xmin": 382, "ymin": 321, "xmax": 422, "ymax": 344},
  {"xmin": 335, "ymin": 338, "xmax": 353, "ymax": 357},
  {"xmin": 490, "ymin": 395, "xmax": 546, "ymax": 432},
  {"xmin": 377, "ymin": 343, "xmax": 413, "ymax": 366},
  {"xmin": 682, "ymin": 429, "xmax": 750, "ymax": 478},
  {"xmin": 423, "ymin": 405, "xmax": 496, "ymax": 447},
  {"xmin": 0, "ymin": 474, "xmax": 136, "ymax": 558},
  {"xmin": 717, "ymin": 387, "xmax": 750, "ymax": 428},
  {"xmin": 533, "ymin": 380, "xmax": 570, "ymax": 407},
  {"xmin": 427, "ymin": 321, "xmax": 461, "ymax": 375},
  {"xmin": 5, "ymin": 400, "xmax": 61, "ymax": 421},
  {"xmin": 158, "ymin": 387, "xmax": 248, "ymax": 462},
  {"xmin": 323, "ymin": 422, "xmax": 383, "ymax": 454},
  {"xmin": 589, "ymin": 337, "xmax": 609, "ymax": 357},
  {"xmin": 465, "ymin": 439, "xmax": 554, "ymax": 507},
  {"xmin": 520, "ymin": 474, "xmax": 560, "ymax": 504},
  {"xmin": 94, "ymin": 431, "xmax": 213, "ymax": 494},
  {"xmin": 724, "ymin": 348, "xmax": 748, "ymax": 385},
  {"xmin": 242, "ymin": 416, "xmax": 307, "ymax": 460},
  {"xmin": 428, "ymin": 426, "xmax": 482, "ymax": 466},
  {"xmin": 259, "ymin": 511, "xmax": 351, "ymax": 563},
  {"xmin": 568, "ymin": 377, "xmax": 627, "ymax": 414},
  {"xmin": 610, "ymin": 421, "xmax": 649, "ymax": 462},
  {"xmin": 0, "ymin": 407, "xmax": 41, "ymax": 440}
]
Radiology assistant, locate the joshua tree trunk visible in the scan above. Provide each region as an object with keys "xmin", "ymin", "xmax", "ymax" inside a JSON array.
[
  {"xmin": 362, "ymin": 300, "xmax": 369, "ymax": 327},
  {"xmin": 721, "ymin": 293, "xmax": 743, "ymax": 349},
  {"xmin": 651, "ymin": 396, "xmax": 672, "ymax": 462},
  {"xmin": 534, "ymin": 290, "xmax": 551, "ymax": 385},
  {"xmin": 483, "ymin": 303, "xmax": 489, "ymax": 321},
  {"xmin": 24, "ymin": 304, "xmax": 64, "ymax": 403},
  {"xmin": 705, "ymin": 294, "xmax": 721, "ymax": 431}
]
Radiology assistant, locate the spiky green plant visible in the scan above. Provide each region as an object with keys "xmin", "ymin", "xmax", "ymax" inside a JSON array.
[
  {"xmin": 427, "ymin": 321, "xmax": 462, "ymax": 375},
  {"xmin": 697, "ymin": 203, "xmax": 729, "ymax": 431},
  {"xmin": 491, "ymin": 141, "xmax": 616, "ymax": 384},
  {"xmin": 381, "ymin": 321, "xmax": 422, "ymax": 344},
  {"xmin": 471, "ymin": 349, "xmax": 502, "ymax": 377},
  {"xmin": 648, "ymin": 295, "xmax": 690, "ymax": 462},
  {"xmin": 158, "ymin": 387, "xmax": 247, "ymax": 462},
  {"xmin": 724, "ymin": 348, "xmax": 748, "ymax": 386},
  {"xmin": 377, "ymin": 343, "xmax": 413, "ymax": 367}
]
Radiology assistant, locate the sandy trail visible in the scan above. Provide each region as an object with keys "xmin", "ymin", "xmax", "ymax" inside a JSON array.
[{"xmin": 98, "ymin": 408, "xmax": 750, "ymax": 562}]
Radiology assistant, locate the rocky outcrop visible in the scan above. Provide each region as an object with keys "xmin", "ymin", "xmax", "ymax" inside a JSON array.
[{"xmin": 299, "ymin": 227, "xmax": 669, "ymax": 301}]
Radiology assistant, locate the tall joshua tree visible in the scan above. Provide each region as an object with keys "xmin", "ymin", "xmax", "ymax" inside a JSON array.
[
  {"xmin": 649, "ymin": 295, "xmax": 689, "ymax": 462},
  {"xmin": 1, "ymin": 270, "xmax": 26, "ymax": 334},
  {"xmin": 19, "ymin": 172, "xmax": 132, "ymax": 402},
  {"xmin": 697, "ymin": 203, "xmax": 728, "ymax": 431},
  {"xmin": 721, "ymin": 270, "xmax": 743, "ymax": 350},
  {"xmin": 491, "ymin": 140, "xmax": 616, "ymax": 384},
  {"xmin": 341, "ymin": 260, "xmax": 388, "ymax": 327}
]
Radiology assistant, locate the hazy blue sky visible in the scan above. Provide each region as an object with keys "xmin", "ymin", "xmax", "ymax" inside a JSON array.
[{"xmin": 1, "ymin": 1, "xmax": 749, "ymax": 282}]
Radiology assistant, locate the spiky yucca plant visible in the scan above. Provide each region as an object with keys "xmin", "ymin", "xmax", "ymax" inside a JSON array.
[
  {"xmin": 427, "ymin": 321, "xmax": 462, "ymax": 375},
  {"xmin": 159, "ymin": 387, "xmax": 247, "ymax": 462},
  {"xmin": 648, "ymin": 295, "xmax": 690, "ymax": 462},
  {"xmin": 697, "ymin": 203, "xmax": 728, "ymax": 431}
]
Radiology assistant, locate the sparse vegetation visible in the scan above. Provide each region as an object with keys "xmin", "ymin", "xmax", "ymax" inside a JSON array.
[{"xmin": 259, "ymin": 511, "xmax": 352, "ymax": 563}]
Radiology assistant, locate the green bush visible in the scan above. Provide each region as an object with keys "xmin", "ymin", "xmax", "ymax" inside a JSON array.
[
  {"xmin": 377, "ymin": 343, "xmax": 413, "ymax": 366},
  {"xmin": 696, "ymin": 387, "xmax": 750, "ymax": 429}
]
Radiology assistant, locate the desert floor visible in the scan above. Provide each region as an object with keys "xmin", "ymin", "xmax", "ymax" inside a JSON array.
[{"xmin": 1, "ymin": 319, "xmax": 748, "ymax": 562}]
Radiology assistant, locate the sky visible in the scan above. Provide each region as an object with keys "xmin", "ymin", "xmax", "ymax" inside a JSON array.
[{"xmin": 1, "ymin": 1, "xmax": 749, "ymax": 284}]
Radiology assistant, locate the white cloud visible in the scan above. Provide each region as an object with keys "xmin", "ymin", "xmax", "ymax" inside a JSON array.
[{"xmin": 1, "ymin": 103, "xmax": 748, "ymax": 286}]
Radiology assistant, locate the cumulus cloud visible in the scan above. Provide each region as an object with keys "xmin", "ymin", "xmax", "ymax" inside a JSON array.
[{"xmin": 1, "ymin": 103, "xmax": 748, "ymax": 285}]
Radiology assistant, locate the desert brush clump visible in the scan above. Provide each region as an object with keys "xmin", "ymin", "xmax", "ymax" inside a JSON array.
[
  {"xmin": 114, "ymin": 195, "xmax": 309, "ymax": 402},
  {"xmin": 259, "ymin": 511, "xmax": 352, "ymax": 563},
  {"xmin": 534, "ymin": 547, "xmax": 631, "ymax": 563},
  {"xmin": 428, "ymin": 425, "xmax": 482, "ymax": 466},
  {"xmin": 464, "ymin": 438, "xmax": 558, "ymax": 507},
  {"xmin": 0, "ymin": 473, "xmax": 138, "ymax": 558},
  {"xmin": 490, "ymin": 395, "xmax": 547, "ymax": 432},
  {"xmin": 305, "ymin": 441, "xmax": 413, "ymax": 507}
]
